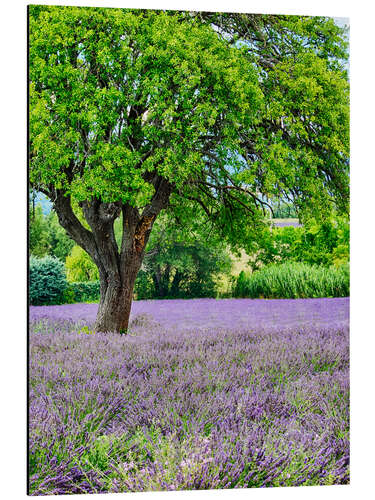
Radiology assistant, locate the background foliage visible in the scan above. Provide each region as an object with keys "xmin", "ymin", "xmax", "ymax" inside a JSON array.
[
  {"xmin": 29, "ymin": 199, "xmax": 74, "ymax": 260},
  {"xmin": 66, "ymin": 246, "xmax": 100, "ymax": 282},
  {"xmin": 29, "ymin": 255, "xmax": 68, "ymax": 305},
  {"xmin": 30, "ymin": 201, "xmax": 349, "ymax": 302},
  {"xmin": 137, "ymin": 213, "xmax": 232, "ymax": 299},
  {"xmin": 64, "ymin": 281, "xmax": 101, "ymax": 304},
  {"xmin": 249, "ymin": 216, "xmax": 349, "ymax": 271}
]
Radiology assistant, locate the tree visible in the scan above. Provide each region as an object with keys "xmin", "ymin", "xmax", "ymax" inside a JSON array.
[
  {"xmin": 46, "ymin": 211, "xmax": 75, "ymax": 261},
  {"xmin": 272, "ymin": 201, "xmax": 297, "ymax": 219},
  {"xmin": 29, "ymin": 6, "xmax": 349, "ymax": 332},
  {"xmin": 65, "ymin": 245, "xmax": 100, "ymax": 282},
  {"xmin": 248, "ymin": 215, "xmax": 349, "ymax": 270},
  {"xmin": 29, "ymin": 191, "xmax": 74, "ymax": 259},
  {"xmin": 140, "ymin": 212, "xmax": 232, "ymax": 298},
  {"xmin": 197, "ymin": 12, "xmax": 349, "ymax": 217},
  {"xmin": 29, "ymin": 203, "xmax": 50, "ymax": 257},
  {"xmin": 289, "ymin": 216, "xmax": 350, "ymax": 266}
]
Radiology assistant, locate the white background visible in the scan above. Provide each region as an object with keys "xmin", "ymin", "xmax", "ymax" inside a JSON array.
[{"xmin": 1, "ymin": 0, "xmax": 374, "ymax": 499}]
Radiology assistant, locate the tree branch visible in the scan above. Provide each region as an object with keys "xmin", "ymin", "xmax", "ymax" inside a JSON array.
[
  {"xmin": 81, "ymin": 198, "xmax": 121, "ymax": 279},
  {"xmin": 52, "ymin": 190, "xmax": 101, "ymax": 264}
]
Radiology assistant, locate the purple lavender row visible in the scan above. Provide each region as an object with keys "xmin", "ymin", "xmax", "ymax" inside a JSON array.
[
  {"xmin": 30, "ymin": 297, "xmax": 349, "ymax": 330},
  {"xmin": 273, "ymin": 220, "xmax": 301, "ymax": 227}
]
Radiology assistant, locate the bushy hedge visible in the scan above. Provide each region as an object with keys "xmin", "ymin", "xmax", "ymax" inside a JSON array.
[
  {"xmin": 29, "ymin": 256, "xmax": 67, "ymax": 305},
  {"xmin": 64, "ymin": 281, "xmax": 100, "ymax": 303},
  {"xmin": 234, "ymin": 262, "xmax": 349, "ymax": 299}
]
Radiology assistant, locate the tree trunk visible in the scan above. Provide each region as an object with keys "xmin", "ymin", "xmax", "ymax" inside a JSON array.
[
  {"xmin": 153, "ymin": 265, "xmax": 164, "ymax": 298},
  {"xmin": 170, "ymin": 269, "xmax": 183, "ymax": 296},
  {"xmin": 152, "ymin": 263, "xmax": 171, "ymax": 298},
  {"xmin": 51, "ymin": 177, "xmax": 172, "ymax": 333},
  {"xmin": 94, "ymin": 260, "xmax": 140, "ymax": 333},
  {"xmin": 93, "ymin": 211, "xmax": 153, "ymax": 332}
]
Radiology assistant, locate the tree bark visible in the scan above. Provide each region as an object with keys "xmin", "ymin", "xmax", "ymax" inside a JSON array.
[{"xmin": 94, "ymin": 255, "xmax": 141, "ymax": 333}]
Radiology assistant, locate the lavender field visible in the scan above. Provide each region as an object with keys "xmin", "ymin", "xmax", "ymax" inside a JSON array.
[{"xmin": 29, "ymin": 298, "xmax": 349, "ymax": 495}]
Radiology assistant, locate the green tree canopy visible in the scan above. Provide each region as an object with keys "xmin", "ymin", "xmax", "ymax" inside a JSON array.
[
  {"xmin": 248, "ymin": 215, "xmax": 349, "ymax": 271},
  {"xmin": 198, "ymin": 12, "xmax": 349, "ymax": 218}
]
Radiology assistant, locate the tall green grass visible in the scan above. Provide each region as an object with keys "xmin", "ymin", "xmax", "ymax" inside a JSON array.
[{"xmin": 234, "ymin": 262, "xmax": 349, "ymax": 299}]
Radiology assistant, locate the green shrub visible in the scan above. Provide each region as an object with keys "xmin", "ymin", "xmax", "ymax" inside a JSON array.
[
  {"xmin": 291, "ymin": 217, "xmax": 349, "ymax": 267},
  {"xmin": 233, "ymin": 262, "xmax": 349, "ymax": 299},
  {"xmin": 234, "ymin": 271, "xmax": 249, "ymax": 298},
  {"xmin": 251, "ymin": 216, "xmax": 349, "ymax": 270},
  {"xmin": 134, "ymin": 270, "xmax": 155, "ymax": 300},
  {"xmin": 29, "ymin": 256, "xmax": 67, "ymax": 305},
  {"xmin": 65, "ymin": 281, "xmax": 100, "ymax": 303}
]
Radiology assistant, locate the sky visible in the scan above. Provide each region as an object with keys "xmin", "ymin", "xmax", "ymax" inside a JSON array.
[{"xmin": 333, "ymin": 17, "xmax": 349, "ymax": 28}]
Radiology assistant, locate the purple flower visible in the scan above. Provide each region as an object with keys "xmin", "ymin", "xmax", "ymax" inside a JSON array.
[{"xmin": 29, "ymin": 297, "xmax": 349, "ymax": 494}]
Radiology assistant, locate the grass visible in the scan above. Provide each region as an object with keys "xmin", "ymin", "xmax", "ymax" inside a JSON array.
[{"xmin": 234, "ymin": 262, "xmax": 349, "ymax": 299}]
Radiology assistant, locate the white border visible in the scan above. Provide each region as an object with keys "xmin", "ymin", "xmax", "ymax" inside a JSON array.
[{"xmin": 2, "ymin": 1, "xmax": 374, "ymax": 499}]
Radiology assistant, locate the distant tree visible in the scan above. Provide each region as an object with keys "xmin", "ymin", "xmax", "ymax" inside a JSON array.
[
  {"xmin": 65, "ymin": 245, "xmax": 99, "ymax": 282},
  {"xmin": 249, "ymin": 215, "xmax": 349, "ymax": 270},
  {"xmin": 141, "ymin": 213, "xmax": 232, "ymax": 298},
  {"xmin": 291, "ymin": 216, "xmax": 349, "ymax": 266},
  {"xmin": 46, "ymin": 211, "xmax": 75, "ymax": 261},
  {"xmin": 29, "ymin": 201, "xmax": 74, "ymax": 260},
  {"xmin": 29, "ymin": 204, "xmax": 50, "ymax": 257},
  {"xmin": 249, "ymin": 225, "xmax": 303, "ymax": 271},
  {"xmin": 272, "ymin": 202, "xmax": 297, "ymax": 219},
  {"xmin": 29, "ymin": 7, "xmax": 349, "ymax": 332}
]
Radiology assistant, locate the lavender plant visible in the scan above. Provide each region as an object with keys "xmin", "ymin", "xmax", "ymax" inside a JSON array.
[{"xmin": 29, "ymin": 298, "xmax": 349, "ymax": 494}]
